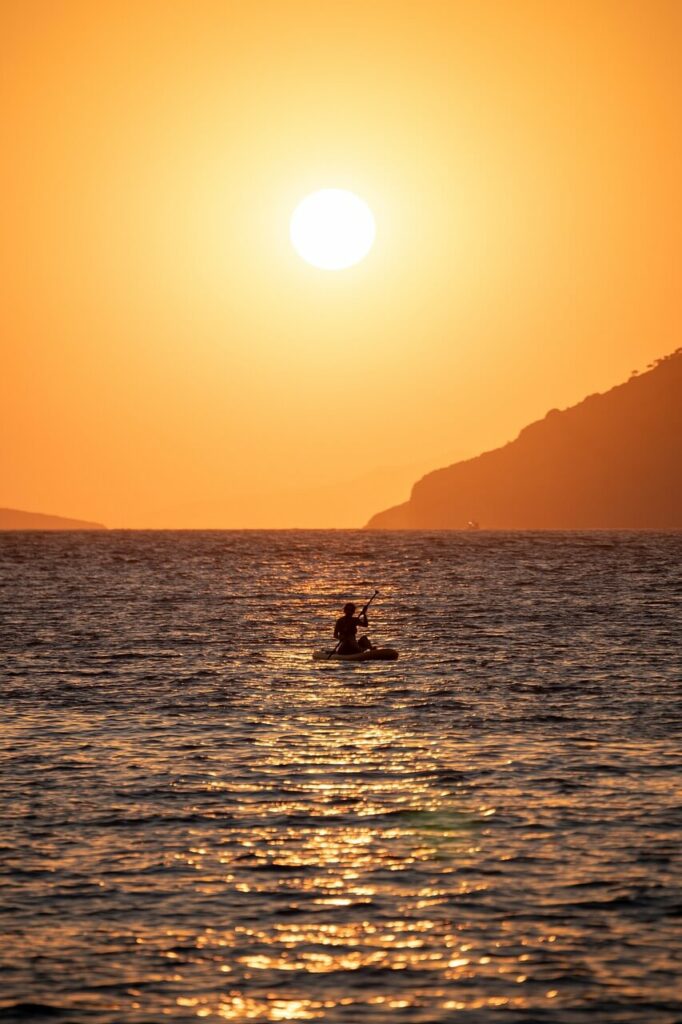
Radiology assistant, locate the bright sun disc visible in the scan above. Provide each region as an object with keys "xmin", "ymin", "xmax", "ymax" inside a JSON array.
[{"xmin": 290, "ymin": 189, "xmax": 376, "ymax": 270}]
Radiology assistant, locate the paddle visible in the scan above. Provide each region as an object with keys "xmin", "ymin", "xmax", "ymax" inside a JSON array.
[{"xmin": 327, "ymin": 589, "xmax": 379, "ymax": 659}]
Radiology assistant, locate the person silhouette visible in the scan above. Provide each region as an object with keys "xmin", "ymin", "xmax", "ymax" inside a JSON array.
[{"xmin": 334, "ymin": 602, "xmax": 373, "ymax": 655}]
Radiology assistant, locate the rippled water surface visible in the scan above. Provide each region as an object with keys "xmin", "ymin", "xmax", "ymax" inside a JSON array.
[{"xmin": 1, "ymin": 530, "xmax": 681, "ymax": 1024}]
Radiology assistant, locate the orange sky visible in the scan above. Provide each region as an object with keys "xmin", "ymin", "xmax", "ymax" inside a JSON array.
[{"xmin": 2, "ymin": 0, "xmax": 680, "ymax": 527}]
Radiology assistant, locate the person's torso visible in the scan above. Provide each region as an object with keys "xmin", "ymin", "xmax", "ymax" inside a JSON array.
[{"xmin": 336, "ymin": 615, "xmax": 359, "ymax": 639}]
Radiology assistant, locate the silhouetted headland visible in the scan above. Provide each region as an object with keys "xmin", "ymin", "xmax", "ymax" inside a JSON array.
[
  {"xmin": 0, "ymin": 508, "xmax": 106, "ymax": 530},
  {"xmin": 366, "ymin": 349, "xmax": 682, "ymax": 529}
]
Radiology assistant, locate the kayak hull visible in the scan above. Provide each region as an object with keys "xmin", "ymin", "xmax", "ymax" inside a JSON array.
[{"xmin": 313, "ymin": 647, "xmax": 399, "ymax": 662}]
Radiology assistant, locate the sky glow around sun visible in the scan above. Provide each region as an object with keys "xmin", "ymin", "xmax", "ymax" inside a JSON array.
[
  {"xmin": 2, "ymin": 2, "xmax": 679, "ymax": 526},
  {"xmin": 289, "ymin": 189, "xmax": 376, "ymax": 270}
]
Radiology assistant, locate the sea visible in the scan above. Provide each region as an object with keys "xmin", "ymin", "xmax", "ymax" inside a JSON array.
[{"xmin": 1, "ymin": 530, "xmax": 681, "ymax": 1024}]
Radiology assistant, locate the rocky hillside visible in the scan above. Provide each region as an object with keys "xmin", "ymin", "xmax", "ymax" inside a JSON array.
[{"xmin": 366, "ymin": 349, "xmax": 682, "ymax": 529}]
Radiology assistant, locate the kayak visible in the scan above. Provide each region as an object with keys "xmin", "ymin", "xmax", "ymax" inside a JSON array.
[{"xmin": 312, "ymin": 647, "xmax": 399, "ymax": 662}]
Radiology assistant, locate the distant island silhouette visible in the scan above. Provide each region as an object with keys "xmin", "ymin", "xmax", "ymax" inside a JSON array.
[
  {"xmin": 366, "ymin": 349, "xmax": 682, "ymax": 530},
  {"xmin": 0, "ymin": 508, "xmax": 106, "ymax": 531}
]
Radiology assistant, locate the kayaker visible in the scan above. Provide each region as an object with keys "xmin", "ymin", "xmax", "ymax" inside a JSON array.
[{"xmin": 334, "ymin": 602, "xmax": 373, "ymax": 655}]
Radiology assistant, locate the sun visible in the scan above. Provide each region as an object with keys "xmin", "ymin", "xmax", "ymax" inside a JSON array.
[{"xmin": 290, "ymin": 189, "xmax": 376, "ymax": 270}]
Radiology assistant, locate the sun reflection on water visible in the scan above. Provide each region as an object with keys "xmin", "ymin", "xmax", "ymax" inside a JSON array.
[
  {"xmin": 96, "ymin": 710, "xmax": 667, "ymax": 1023},
  {"xmin": 150, "ymin": 719, "xmax": 524, "ymax": 1020}
]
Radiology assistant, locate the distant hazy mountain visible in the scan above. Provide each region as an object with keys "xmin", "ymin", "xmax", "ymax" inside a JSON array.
[
  {"xmin": 0, "ymin": 508, "xmax": 106, "ymax": 530},
  {"xmin": 366, "ymin": 349, "xmax": 682, "ymax": 530},
  {"xmin": 155, "ymin": 463, "xmax": 431, "ymax": 530}
]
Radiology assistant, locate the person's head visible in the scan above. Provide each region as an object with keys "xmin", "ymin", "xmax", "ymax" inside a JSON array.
[{"xmin": 343, "ymin": 602, "xmax": 356, "ymax": 616}]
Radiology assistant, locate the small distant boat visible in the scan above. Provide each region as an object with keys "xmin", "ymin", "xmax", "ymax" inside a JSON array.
[
  {"xmin": 313, "ymin": 647, "xmax": 399, "ymax": 662},
  {"xmin": 466, "ymin": 520, "xmax": 480, "ymax": 530}
]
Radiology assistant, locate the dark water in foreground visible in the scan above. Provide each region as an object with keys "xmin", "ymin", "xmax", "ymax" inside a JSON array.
[{"xmin": 1, "ymin": 531, "xmax": 681, "ymax": 1024}]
